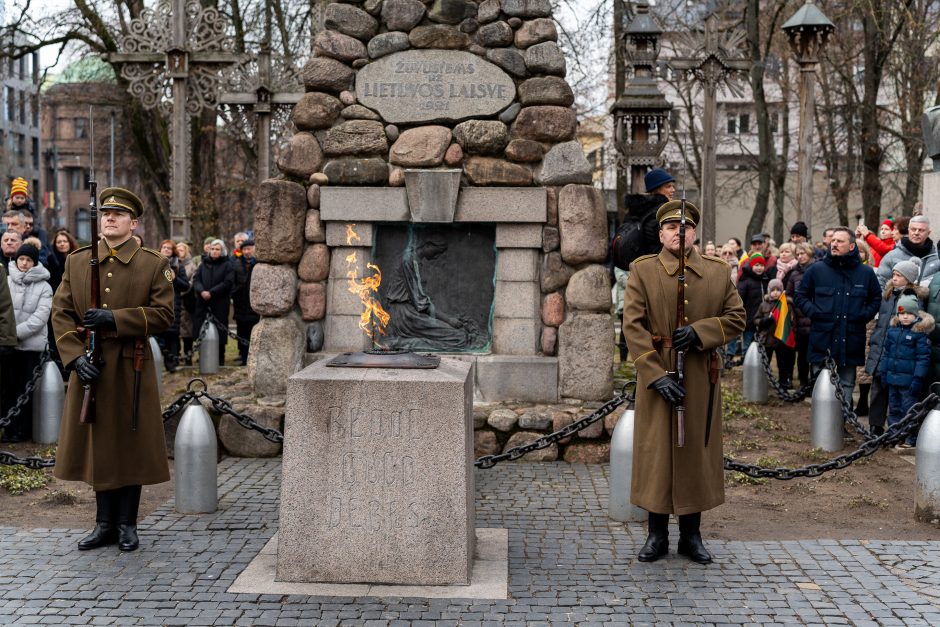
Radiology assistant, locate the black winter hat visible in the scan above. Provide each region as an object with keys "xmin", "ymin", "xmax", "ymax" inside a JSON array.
[
  {"xmin": 15, "ymin": 243, "xmax": 39, "ymax": 265},
  {"xmin": 790, "ymin": 221, "xmax": 809, "ymax": 237}
]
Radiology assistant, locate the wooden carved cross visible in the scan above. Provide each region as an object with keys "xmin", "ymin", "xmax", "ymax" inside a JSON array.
[
  {"xmin": 670, "ymin": 14, "xmax": 749, "ymax": 244},
  {"xmin": 106, "ymin": 0, "xmax": 246, "ymax": 240}
]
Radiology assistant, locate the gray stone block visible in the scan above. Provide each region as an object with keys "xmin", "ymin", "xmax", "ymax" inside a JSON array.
[
  {"xmin": 492, "ymin": 317, "xmax": 539, "ymax": 355},
  {"xmin": 558, "ymin": 313, "xmax": 613, "ymax": 401},
  {"xmin": 320, "ymin": 187, "xmax": 410, "ymax": 222},
  {"xmin": 328, "ymin": 276, "xmax": 372, "ymax": 315},
  {"xmin": 475, "ymin": 355, "xmax": 558, "ymax": 402},
  {"xmin": 326, "ymin": 222, "xmax": 374, "ymax": 247},
  {"xmin": 454, "ymin": 187, "xmax": 546, "ymax": 222},
  {"xmin": 495, "ymin": 249, "xmax": 538, "ymax": 281},
  {"xmin": 329, "ymin": 246, "xmax": 374, "ymax": 278},
  {"xmin": 494, "ymin": 280, "xmax": 539, "ymax": 319},
  {"xmin": 324, "ymin": 314, "xmax": 372, "ymax": 351},
  {"xmin": 495, "ymin": 223, "xmax": 542, "ymax": 248},
  {"xmin": 278, "ymin": 358, "xmax": 474, "ymax": 585}
]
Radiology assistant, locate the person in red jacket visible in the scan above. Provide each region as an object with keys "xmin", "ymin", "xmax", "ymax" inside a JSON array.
[{"xmin": 857, "ymin": 217, "xmax": 902, "ymax": 267}]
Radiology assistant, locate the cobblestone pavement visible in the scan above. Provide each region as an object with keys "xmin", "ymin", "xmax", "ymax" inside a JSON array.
[{"xmin": 1, "ymin": 459, "xmax": 939, "ymax": 625}]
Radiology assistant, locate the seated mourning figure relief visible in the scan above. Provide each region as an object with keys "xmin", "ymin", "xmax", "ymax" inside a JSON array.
[{"xmin": 377, "ymin": 225, "xmax": 495, "ymax": 352}]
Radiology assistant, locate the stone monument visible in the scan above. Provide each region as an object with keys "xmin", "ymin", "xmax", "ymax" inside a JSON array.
[
  {"xmin": 922, "ymin": 106, "xmax": 940, "ymax": 227},
  {"xmin": 277, "ymin": 358, "xmax": 474, "ymax": 585},
  {"xmin": 248, "ymin": 0, "xmax": 613, "ymax": 405}
]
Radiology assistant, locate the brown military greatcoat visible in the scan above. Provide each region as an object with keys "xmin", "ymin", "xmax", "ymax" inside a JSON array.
[
  {"xmin": 52, "ymin": 238, "xmax": 174, "ymax": 490},
  {"xmin": 623, "ymin": 248, "xmax": 745, "ymax": 515}
]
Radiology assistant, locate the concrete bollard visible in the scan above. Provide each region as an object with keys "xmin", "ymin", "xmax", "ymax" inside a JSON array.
[
  {"xmin": 199, "ymin": 323, "xmax": 219, "ymax": 375},
  {"xmin": 608, "ymin": 405, "xmax": 647, "ymax": 522},
  {"xmin": 915, "ymin": 407, "xmax": 940, "ymax": 523},
  {"xmin": 175, "ymin": 400, "xmax": 218, "ymax": 514},
  {"xmin": 742, "ymin": 341, "xmax": 768, "ymax": 403},
  {"xmin": 811, "ymin": 368, "xmax": 843, "ymax": 452},
  {"xmin": 32, "ymin": 360, "xmax": 64, "ymax": 444},
  {"xmin": 149, "ymin": 336, "xmax": 163, "ymax": 398}
]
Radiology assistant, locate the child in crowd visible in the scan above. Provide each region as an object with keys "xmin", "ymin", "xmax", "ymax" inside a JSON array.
[
  {"xmin": 737, "ymin": 252, "xmax": 771, "ymax": 355},
  {"xmin": 864, "ymin": 258, "xmax": 926, "ymax": 436},
  {"xmin": 755, "ymin": 278, "xmax": 796, "ymax": 388},
  {"xmin": 879, "ymin": 292, "xmax": 933, "ymax": 449}
]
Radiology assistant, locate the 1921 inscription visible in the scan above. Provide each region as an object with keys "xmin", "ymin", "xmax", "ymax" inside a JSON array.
[{"xmin": 355, "ymin": 50, "xmax": 516, "ymax": 124}]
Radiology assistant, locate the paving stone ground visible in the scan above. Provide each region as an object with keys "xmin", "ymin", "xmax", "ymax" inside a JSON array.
[{"xmin": 1, "ymin": 458, "xmax": 939, "ymax": 625}]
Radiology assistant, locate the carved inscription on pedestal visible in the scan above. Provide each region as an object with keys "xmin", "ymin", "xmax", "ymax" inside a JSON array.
[
  {"xmin": 324, "ymin": 405, "xmax": 422, "ymax": 532},
  {"xmin": 355, "ymin": 50, "xmax": 516, "ymax": 123}
]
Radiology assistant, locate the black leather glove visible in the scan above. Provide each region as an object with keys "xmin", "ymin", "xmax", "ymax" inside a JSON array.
[
  {"xmin": 82, "ymin": 308, "xmax": 116, "ymax": 330},
  {"xmin": 671, "ymin": 326, "xmax": 699, "ymax": 352},
  {"xmin": 650, "ymin": 375, "xmax": 685, "ymax": 404},
  {"xmin": 71, "ymin": 355, "xmax": 101, "ymax": 383},
  {"xmin": 758, "ymin": 315, "xmax": 775, "ymax": 331},
  {"xmin": 0, "ymin": 345, "xmax": 14, "ymax": 356}
]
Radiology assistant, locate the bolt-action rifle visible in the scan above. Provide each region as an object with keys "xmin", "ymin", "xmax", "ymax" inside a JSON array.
[
  {"xmin": 78, "ymin": 110, "xmax": 100, "ymax": 424},
  {"xmin": 674, "ymin": 191, "xmax": 687, "ymax": 448}
]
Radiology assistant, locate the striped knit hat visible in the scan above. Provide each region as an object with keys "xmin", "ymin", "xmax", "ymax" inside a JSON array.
[{"xmin": 10, "ymin": 178, "xmax": 28, "ymax": 197}]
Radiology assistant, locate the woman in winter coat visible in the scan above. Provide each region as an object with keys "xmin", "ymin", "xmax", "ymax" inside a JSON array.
[
  {"xmin": 193, "ymin": 239, "xmax": 235, "ymax": 365},
  {"xmin": 155, "ymin": 239, "xmax": 190, "ymax": 372},
  {"xmin": 736, "ymin": 252, "xmax": 771, "ymax": 354},
  {"xmin": 175, "ymin": 242, "xmax": 196, "ymax": 365},
  {"xmin": 784, "ymin": 242, "xmax": 815, "ymax": 388},
  {"xmin": 858, "ymin": 218, "xmax": 897, "ymax": 267},
  {"xmin": 2, "ymin": 244, "xmax": 52, "ymax": 442},
  {"xmin": 47, "ymin": 229, "xmax": 78, "ymax": 293},
  {"xmin": 775, "ymin": 243, "xmax": 798, "ymax": 282}
]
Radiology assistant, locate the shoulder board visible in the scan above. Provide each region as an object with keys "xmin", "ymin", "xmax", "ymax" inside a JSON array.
[
  {"xmin": 141, "ymin": 247, "xmax": 165, "ymax": 259},
  {"xmin": 632, "ymin": 254, "xmax": 658, "ymax": 264},
  {"xmin": 69, "ymin": 245, "xmax": 91, "ymax": 255}
]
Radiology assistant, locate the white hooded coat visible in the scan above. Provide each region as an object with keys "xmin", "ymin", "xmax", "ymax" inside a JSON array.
[{"xmin": 7, "ymin": 260, "xmax": 52, "ymax": 352}]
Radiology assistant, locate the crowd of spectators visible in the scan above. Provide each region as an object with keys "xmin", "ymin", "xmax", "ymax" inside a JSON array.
[{"xmin": 0, "ymin": 178, "xmax": 259, "ymax": 443}]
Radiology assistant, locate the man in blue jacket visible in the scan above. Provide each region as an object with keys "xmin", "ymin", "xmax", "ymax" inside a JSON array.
[{"xmin": 795, "ymin": 227, "xmax": 881, "ymax": 402}]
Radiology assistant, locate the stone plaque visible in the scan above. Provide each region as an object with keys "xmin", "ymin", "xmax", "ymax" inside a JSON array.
[
  {"xmin": 278, "ymin": 358, "xmax": 474, "ymax": 585},
  {"xmin": 355, "ymin": 50, "xmax": 516, "ymax": 124}
]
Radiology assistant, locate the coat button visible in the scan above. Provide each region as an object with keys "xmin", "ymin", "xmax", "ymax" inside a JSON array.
[
  {"xmin": 109, "ymin": 258, "xmax": 114, "ymax": 263},
  {"xmin": 107, "ymin": 273, "xmax": 113, "ymax": 278},
  {"xmin": 684, "ymin": 299, "xmax": 689, "ymax": 305},
  {"xmin": 105, "ymin": 287, "xmax": 111, "ymax": 293},
  {"xmin": 102, "ymin": 303, "xmax": 108, "ymax": 308}
]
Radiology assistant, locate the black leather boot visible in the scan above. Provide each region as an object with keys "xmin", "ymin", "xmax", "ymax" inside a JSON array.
[
  {"xmin": 78, "ymin": 490, "xmax": 119, "ymax": 550},
  {"xmin": 117, "ymin": 485, "xmax": 142, "ymax": 552},
  {"xmin": 678, "ymin": 512, "xmax": 712, "ymax": 564},
  {"xmin": 637, "ymin": 512, "xmax": 669, "ymax": 562}
]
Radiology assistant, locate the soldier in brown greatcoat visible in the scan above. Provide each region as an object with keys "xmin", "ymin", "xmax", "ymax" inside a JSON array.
[
  {"xmin": 622, "ymin": 200, "xmax": 745, "ymax": 564},
  {"xmin": 52, "ymin": 187, "xmax": 174, "ymax": 552}
]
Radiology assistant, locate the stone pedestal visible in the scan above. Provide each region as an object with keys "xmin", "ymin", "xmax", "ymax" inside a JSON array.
[
  {"xmin": 922, "ymin": 171, "xmax": 940, "ymax": 227},
  {"xmin": 277, "ymin": 358, "xmax": 475, "ymax": 585}
]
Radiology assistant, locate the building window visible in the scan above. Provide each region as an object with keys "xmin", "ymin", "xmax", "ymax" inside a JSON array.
[
  {"xmin": 727, "ymin": 113, "xmax": 750, "ymax": 135},
  {"xmin": 5, "ymin": 87, "xmax": 13, "ymax": 122},
  {"xmin": 18, "ymin": 90, "xmax": 26, "ymax": 124},
  {"xmin": 30, "ymin": 94, "xmax": 38, "ymax": 127},
  {"xmin": 770, "ymin": 112, "xmax": 779, "ymax": 134},
  {"xmin": 76, "ymin": 208, "xmax": 91, "ymax": 242},
  {"xmin": 32, "ymin": 137, "xmax": 39, "ymax": 170},
  {"xmin": 16, "ymin": 134, "xmax": 25, "ymax": 167},
  {"xmin": 74, "ymin": 117, "xmax": 88, "ymax": 139},
  {"xmin": 69, "ymin": 168, "xmax": 89, "ymax": 191}
]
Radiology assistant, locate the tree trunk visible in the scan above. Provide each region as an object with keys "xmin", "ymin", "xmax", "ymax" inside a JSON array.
[{"xmin": 745, "ymin": 0, "xmax": 772, "ymax": 242}]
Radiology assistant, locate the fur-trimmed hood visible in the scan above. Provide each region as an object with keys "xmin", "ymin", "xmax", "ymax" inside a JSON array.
[
  {"xmin": 883, "ymin": 283, "xmax": 928, "ymax": 301},
  {"xmin": 889, "ymin": 311, "xmax": 936, "ymax": 334}
]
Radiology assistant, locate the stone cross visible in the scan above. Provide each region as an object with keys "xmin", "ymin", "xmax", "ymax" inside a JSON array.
[
  {"xmin": 106, "ymin": 0, "xmax": 245, "ymax": 240},
  {"xmin": 670, "ymin": 14, "xmax": 749, "ymax": 244}
]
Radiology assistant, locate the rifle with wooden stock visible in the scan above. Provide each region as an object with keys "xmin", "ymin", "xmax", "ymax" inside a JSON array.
[
  {"xmin": 673, "ymin": 192, "xmax": 687, "ymax": 448},
  {"xmin": 78, "ymin": 113, "xmax": 100, "ymax": 424}
]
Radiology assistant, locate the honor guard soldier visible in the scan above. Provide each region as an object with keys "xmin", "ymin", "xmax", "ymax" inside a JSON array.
[
  {"xmin": 622, "ymin": 200, "xmax": 746, "ymax": 564},
  {"xmin": 52, "ymin": 187, "xmax": 174, "ymax": 552}
]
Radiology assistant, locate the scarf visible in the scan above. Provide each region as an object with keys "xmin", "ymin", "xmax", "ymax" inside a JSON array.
[{"xmin": 901, "ymin": 236, "xmax": 934, "ymax": 258}]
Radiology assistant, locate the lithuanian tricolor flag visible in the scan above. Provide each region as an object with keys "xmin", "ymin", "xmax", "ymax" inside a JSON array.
[{"xmin": 771, "ymin": 293, "xmax": 796, "ymax": 348}]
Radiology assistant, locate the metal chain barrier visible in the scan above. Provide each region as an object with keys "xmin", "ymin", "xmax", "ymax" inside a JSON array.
[
  {"xmin": 0, "ymin": 451, "xmax": 56, "ymax": 469},
  {"xmin": 724, "ymin": 391, "xmax": 935, "ymax": 479},
  {"xmin": 475, "ymin": 382, "xmax": 636, "ymax": 468},
  {"xmin": 199, "ymin": 387, "xmax": 283, "ymax": 443},
  {"xmin": 207, "ymin": 312, "xmax": 251, "ymax": 347},
  {"xmin": 0, "ymin": 348, "xmax": 52, "ymax": 430},
  {"xmin": 756, "ymin": 341, "xmax": 817, "ymax": 402},
  {"xmin": 825, "ymin": 356, "xmax": 873, "ymax": 439}
]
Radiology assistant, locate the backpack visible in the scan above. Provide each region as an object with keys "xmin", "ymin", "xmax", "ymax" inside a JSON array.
[{"xmin": 611, "ymin": 211, "xmax": 659, "ymax": 270}]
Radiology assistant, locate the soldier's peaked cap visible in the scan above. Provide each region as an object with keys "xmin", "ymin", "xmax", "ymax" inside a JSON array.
[
  {"xmin": 656, "ymin": 199, "xmax": 701, "ymax": 227},
  {"xmin": 99, "ymin": 187, "xmax": 143, "ymax": 218}
]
